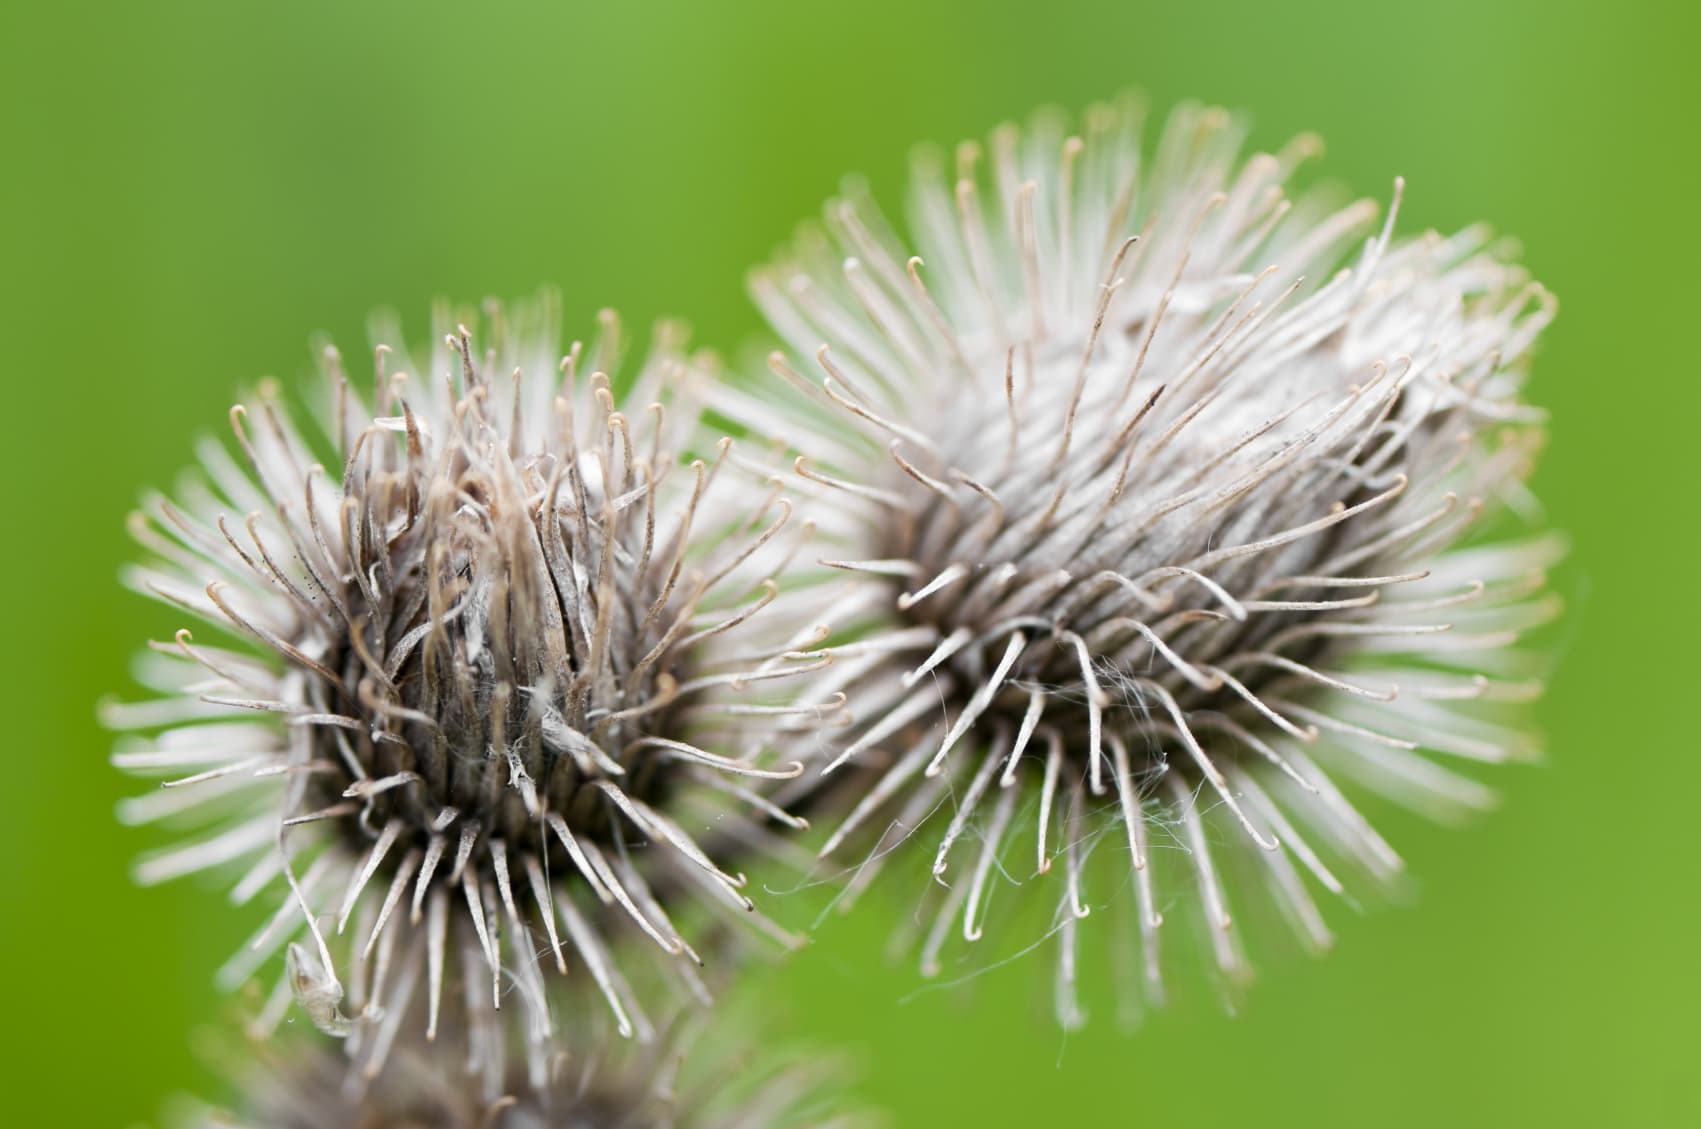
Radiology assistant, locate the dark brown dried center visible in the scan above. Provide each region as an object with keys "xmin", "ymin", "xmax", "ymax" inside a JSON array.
[
  {"xmin": 302, "ymin": 459, "xmax": 695, "ymax": 874},
  {"xmin": 879, "ymin": 421, "xmax": 1379, "ymax": 768}
]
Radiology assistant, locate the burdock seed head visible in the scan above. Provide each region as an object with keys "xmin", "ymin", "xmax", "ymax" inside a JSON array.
[
  {"xmin": 109, "ymin": 293, "xmax": 842, "ymax": 1082},
  {"xmin": 729, "ymin": 98, "xmax": 1561, "ymax": 1023},
  {"xmin": 185, "ymin": 1004, "xmax": 872, "ymax": 1129}
]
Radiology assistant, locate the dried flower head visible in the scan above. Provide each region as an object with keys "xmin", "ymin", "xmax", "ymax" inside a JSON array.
[
  {"xmin": 734, "ymin": 99, "xmax": 1560, "ymax": 1022},
  {"xmin": 110, "ymin": 294, "xmax": 840, "ymax": 1078},
  {"xmin": 186, "ymin": 1006, "xmax": 870, "ymax": 1129}
]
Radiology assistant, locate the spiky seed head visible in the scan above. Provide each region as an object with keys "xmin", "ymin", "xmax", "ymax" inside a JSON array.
[
  {"xmin": 734, "ymin": 99, "xmax": 1560, "ymax": 1022},
  {"xmin": 185, "ymin": 1005, "xmax": 872, "ymax": 1129},
  {"xmin": 110, "ymin": 294, "xmax": 841, "ymax": 1076}
]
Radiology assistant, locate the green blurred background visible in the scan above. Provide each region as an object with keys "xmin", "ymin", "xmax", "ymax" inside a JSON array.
[{"xmin": 3, "ymin": 1, "xmax": 1695, "ymax": 1124}]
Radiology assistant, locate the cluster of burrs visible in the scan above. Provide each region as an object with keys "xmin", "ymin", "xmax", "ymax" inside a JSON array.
[{"xmin": 113, "ymin": 96, "xmax": 1558, "ymax": 1125}]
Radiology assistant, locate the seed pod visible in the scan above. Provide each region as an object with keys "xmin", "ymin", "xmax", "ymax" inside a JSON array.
[
  {"xmin": 111, "ymin": 294, "xmax": 844, "ymax": 1076},
  {"xmin": 732, "ymin": 99, "xmax": 1560, "ymax": 1022},
  {"xmin": 183, "ymin": 1002, "xmax": 872, "ymax": 1129}
]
